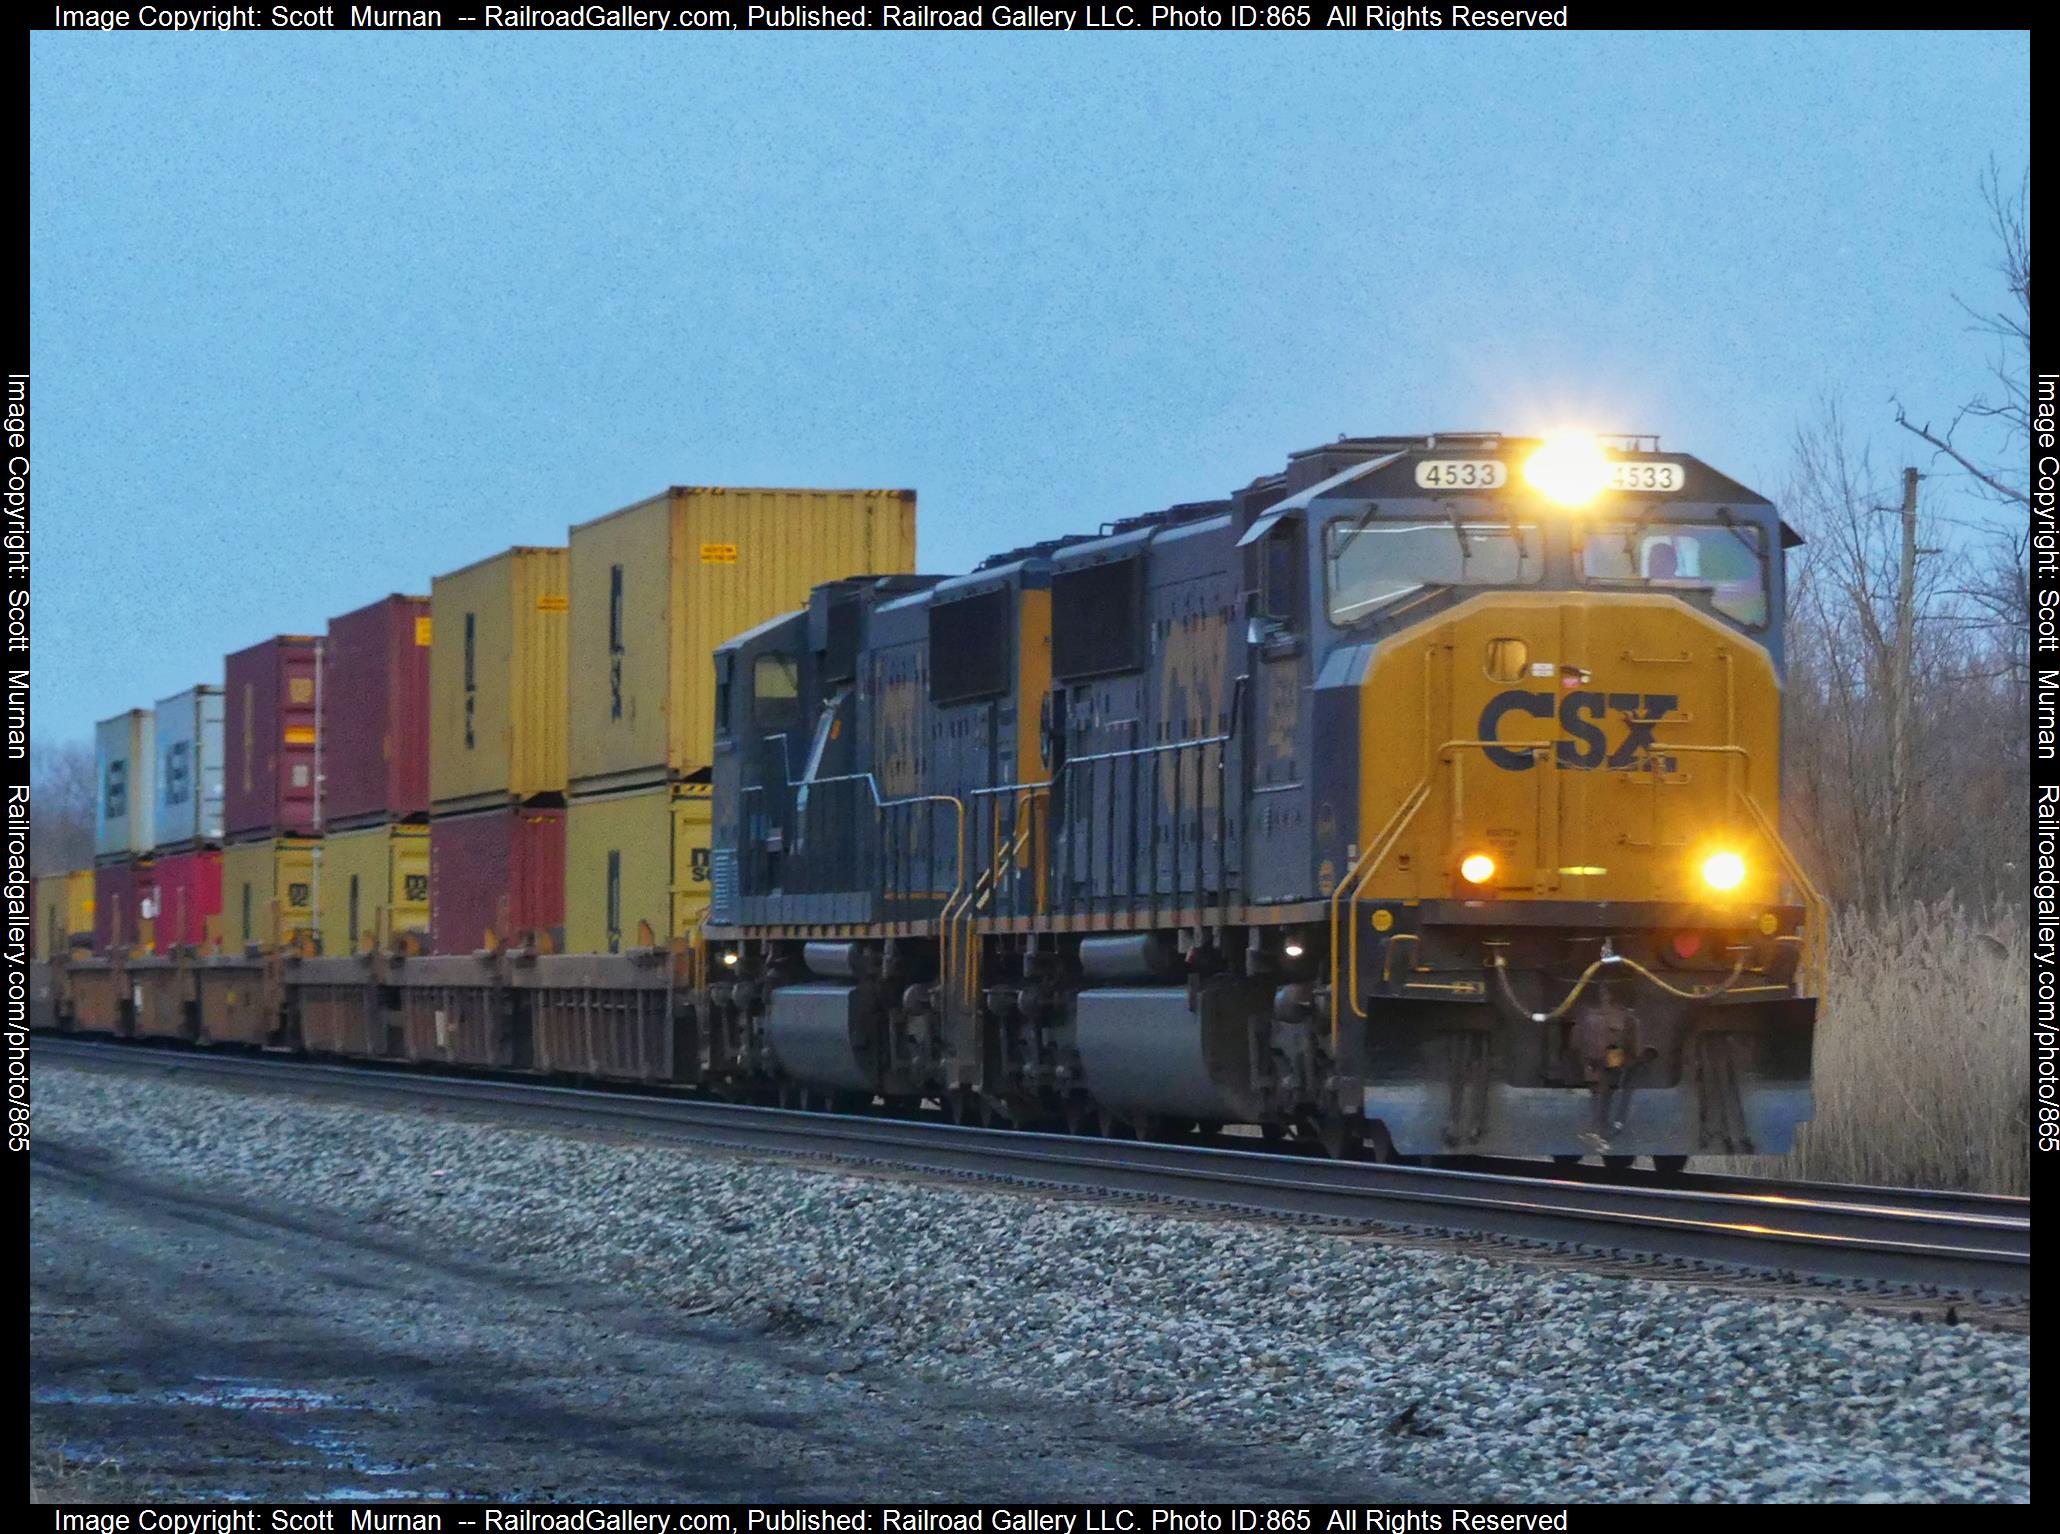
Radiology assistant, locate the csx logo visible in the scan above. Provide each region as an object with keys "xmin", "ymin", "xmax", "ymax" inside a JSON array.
[{"xmin": 1478, "ymin": 689, "xmax": 1679, "ymax": 772}]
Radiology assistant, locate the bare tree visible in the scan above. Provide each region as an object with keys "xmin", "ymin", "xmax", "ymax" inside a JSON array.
[
  {"xmin": 1891, "ymin": 159, "xmax": 2031, "ymax": 511},
  {"xmin": 32, "ymin": 740, "xmax": 97, "ymax": 878},
  {"xmin": 1782, "ymin": 400, "xmax": 2024, "ymax": 913}
]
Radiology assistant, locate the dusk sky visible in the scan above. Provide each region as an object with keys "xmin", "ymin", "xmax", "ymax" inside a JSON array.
[{"xmin": 29, "ymin": 29, "xmax": 2030, "ymax": 745}]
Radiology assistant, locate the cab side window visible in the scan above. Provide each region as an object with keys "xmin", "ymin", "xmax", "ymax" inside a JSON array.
[{"xmin": 753, "ymin": 653, "xmax": 801, "ymax": 732}]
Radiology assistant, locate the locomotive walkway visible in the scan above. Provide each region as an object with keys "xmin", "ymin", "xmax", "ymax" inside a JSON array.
[{"xmin": 37, "ymin": 1034, "xmax": 2031, "ymax": 1300}]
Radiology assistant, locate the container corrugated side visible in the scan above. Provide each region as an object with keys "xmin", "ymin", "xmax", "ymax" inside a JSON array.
[
  {"xmin": 224, "ymin": 637, "xmax": 321, "ymax": 838},
  {"xmin": 92, "ymin": 856, "xmax": 156, "ymax": 954},
  {"xmin": 430, "ymin": 548, "xmax": 568, "ymax": 813},
  {"xmin": 95, "ymin": 710, "xmax": 157, "ymax": 857},
  {"xmin": 565, "ymin": 785, "xmax": 669, "ymax": 954},
  {"xmin": 564, "ymin": 780, "xmax": 715, "ymax": 953},
  {"xmin": 316, "ymin": 822, "xmax": 430, "ymax": 955},
  {"xmin": 429, "ymin": 805, "xmax": 564, "ymax": 955},
  {"xmin": 324, "ymin": 595, "xmax": 431, "ymax": 827},
  {"xmin": 565, "ymin": 487, "xmax": 916, "ymax": 794},
  {"xmin": 36, "ymin": 870, "xmax": 96, "ymax": 960},
  {"xmin": 221, "ymin": 836, "xmax": 319, "ymax": 950},
  {"xmin": 672, "ymin": 488, "xmax": 915, "ymax": 783},
  {"xmin": 153, "ymin": 686, "xmax": 225, "ymax": 849},
  {"xmin": 152, "ymin": 848, "xmax": 223, "ymax": 953}
]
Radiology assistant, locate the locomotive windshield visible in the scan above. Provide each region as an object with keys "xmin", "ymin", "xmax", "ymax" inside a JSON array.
[
  {"xmin": 1325, "ymin": 517, "xmax": 1543, "ymax": 624},
  {"xmin": 1578, "ymin": 521, "xmax": 1769, "ymax": 627}
]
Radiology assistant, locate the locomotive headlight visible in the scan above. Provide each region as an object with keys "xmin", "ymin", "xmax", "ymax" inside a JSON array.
[
  {"xmin": 1701, "ymin": 851, "xmax": 1747, "ymax": 893},
  {"xmin": 721, "ymin": 950, "xmax": 741, "ymax": 967},
  {"xmin": 1522, "ymin": 431, "xmax": 1610, "ymax": 507},
  {"xmin": 1459, "ymin": 853, "xmax": 1497, "ymax": 885}
]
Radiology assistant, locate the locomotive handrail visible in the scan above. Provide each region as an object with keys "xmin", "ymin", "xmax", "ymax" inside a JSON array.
[
  {"xmin": 739, "ymin": 769, "xmax": 967, "ymax": 931},
  {"xmin": 1331, "ymin": 739, "xmax": 1830, "ymax": 1046},
  {"xmin": 1738, "ymin": 788, "xmax": 1831, "ymax": 994},
  {"xmin": 1327, "ymin": 774, "xmax": 1437, "ymax": 1043},
  {"xmin": 1614, "ymin": 741, "xmax": 1831, "ymax": 993}
]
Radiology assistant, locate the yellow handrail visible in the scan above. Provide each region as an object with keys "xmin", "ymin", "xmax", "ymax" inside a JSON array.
[
  {"xmin": 1739, "ymin": 791, "xmax": 1831, "ymax": 994},
  {"xmin": 957, "ymin": 806, "xmax": 1038, "ymax": 1007},
  {"xmin": 1330, "ymin": 736, "xmax": 1829, "ymax": 1043},
  {"xmin": 1327, "ymin": 778, "xmax": 1432, "ymax": 1046}
]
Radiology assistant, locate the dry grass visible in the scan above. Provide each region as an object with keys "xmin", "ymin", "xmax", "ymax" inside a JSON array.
[{"xmin": 1712, "ymin": 902, "xmax": 2029, "ymax": 1195}]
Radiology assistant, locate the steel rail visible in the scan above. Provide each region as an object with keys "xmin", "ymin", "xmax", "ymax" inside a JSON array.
[
  {"xmin": 36, "ymin": 1035, "xmax": 2030, "ymax": 1298},
  {"xmin": 1448, "ymin": 1155, "xmax": 2029, "ymax": 1224}
]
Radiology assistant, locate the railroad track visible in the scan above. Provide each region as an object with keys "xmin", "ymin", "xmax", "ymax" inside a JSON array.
[{"xmin": 37, "ymin": 1033, "xmax": 2031, "ymax": 1299}]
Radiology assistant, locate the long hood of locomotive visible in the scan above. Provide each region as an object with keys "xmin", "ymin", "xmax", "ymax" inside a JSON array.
[{"xmin": 1334, "ymin": 590, "xmax": 1783, "ymax": 910}]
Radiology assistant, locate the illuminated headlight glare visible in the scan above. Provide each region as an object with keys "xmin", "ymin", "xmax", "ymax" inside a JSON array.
[
  {"xmin": 1460, "ymin": 853, "xmax": 1496, "ymax": 885},
  {"xmin": 1701, "ymin": 852, "xmax": 1746, "ymax": 892},
  {"xmin": 1522, "ymin": 431, "xmax": 1610, "ymax": 507},
  {"xmin": 721, "ymin": 950, "xmax": 741, "ymax": 967},
  {"xmin": 1282, "ymin": 940, "xmax": 1306, "ymax": 959}
]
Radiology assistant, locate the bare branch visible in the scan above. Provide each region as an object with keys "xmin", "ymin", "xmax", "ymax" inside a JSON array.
[{"xmin": 1891, "ymin": 400, "xmax": 2030, "ymax": 508}]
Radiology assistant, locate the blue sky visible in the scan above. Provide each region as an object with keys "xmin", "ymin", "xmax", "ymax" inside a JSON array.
[{"xmin": 29, "ymin": 30, "xmax": 2029, "ymax": 744}]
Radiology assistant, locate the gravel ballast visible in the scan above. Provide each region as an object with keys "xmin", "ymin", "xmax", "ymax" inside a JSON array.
[{"xmin": 31, "ymin": 1058, "xmax": 2031, "ymax": 1502}]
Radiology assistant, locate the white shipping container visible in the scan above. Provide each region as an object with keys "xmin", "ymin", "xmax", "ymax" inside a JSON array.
[
  {"xmin": 153, "ymin": 685, "xmax": 225, "ymax": 849},
  {"xmin": 95, "ymin": 709, "xmax": 157, "ymax": 858}
]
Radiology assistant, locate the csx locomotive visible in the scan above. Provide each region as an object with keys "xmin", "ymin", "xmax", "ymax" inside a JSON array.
[{"xmin": 700, "ymin": 432, "xmax": 1823, "ymax": 1165}]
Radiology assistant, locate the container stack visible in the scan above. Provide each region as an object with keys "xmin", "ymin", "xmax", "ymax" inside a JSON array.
[
  {"xmin": 562, "ymin": 487, "xmax": 916, "ymax": 953},
  {"xmin": 221, "ymin": 635, "xmax": 322, "ymax": 952},
  {"xmin": 427, "ymin": 547, "xmax": 569, "ymax": 954},
  {"xmin": 315, "ymin": 594, "xmax": 432, "ymax": 956},
  {"xmin": 150, "ymin": 684, "xmax": 225, "ymax": 953},
  {"xmin": 93, "ymin": 708, "xmax": 157, "ymax": 954}
]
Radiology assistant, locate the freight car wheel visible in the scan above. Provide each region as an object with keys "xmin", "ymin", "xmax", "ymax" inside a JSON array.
[
  {"xmin": 1602, "ymin": 1154, "xmax": 1636, "ymax": 1172},
  {"xmin": 1552, "ymin": 1154, "xmax": 1583, "ymax": 1167},
  {"xmin": 1651, "ymin": 1155, "xmax": 1689, "ymax": 1176}
]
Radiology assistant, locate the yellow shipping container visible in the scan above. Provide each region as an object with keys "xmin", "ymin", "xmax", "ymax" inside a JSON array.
[
  {"xmin": 566, "ymin": 487, "xmax": 916, "ymax": 794},
  {"xmin": 430, "ymin": 546, "xmax": 569, "ymax": 812},
  {"xmin": 315, "ymin": 823, "xmax": 430, "ymax": 955},
  {"xmin": 222, "ymin": 836, "xmax": 320, "ymax": 950},
  {"xmin": 36, "ymin": 870, "xmax": 95, "ymax": 959},
  {"xmin": 564, "ymin": 782, "xmax": 713, "ymax": 953}
]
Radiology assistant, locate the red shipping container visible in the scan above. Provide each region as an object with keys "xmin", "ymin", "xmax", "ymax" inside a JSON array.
[
  {"xmin": 225, "ymin": 635, "xmax": 321, "ymax": 839},
  {"xmin": 324, "ymin": 595, "xmax": 432, "ymax": 829},
  {"xmin": 153, "ymin": 848, "xmax": 223, "ymax": 954},
  {"xmin": 430, "ymin": 805, "xmax": 565, "ymax": 956},
  {"xmin": 93, "ymin": 857, "xmax": 158, "ymax": 954}
]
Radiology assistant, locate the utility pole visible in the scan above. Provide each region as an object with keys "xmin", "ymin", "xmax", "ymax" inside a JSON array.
[{"xmin": 1887, "ymin": 466, "xmax": 1920, "ymax": 908}]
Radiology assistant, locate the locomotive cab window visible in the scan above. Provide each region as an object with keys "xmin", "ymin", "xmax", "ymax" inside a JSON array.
[
  {"xmin": 1325, "ymin": 517, "xmax": 1542, "ymax": 625},
  {"xmin": 752, "ymin": 653, "xmax": 801, "ymax": 731},
  {"xmin": 1579, "ymin": 521, "xmax": 1769, "ymax": 628},
  {"xmin": 1259, "ymin": 521, "xmax": 1300, "ymax": 626},
  {"xmin": 713, "ymin": 653, "xmax": 735, "ymax": 737}
]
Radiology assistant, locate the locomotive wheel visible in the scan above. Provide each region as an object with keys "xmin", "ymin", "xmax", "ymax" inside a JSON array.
[
  {"xmin": 1260, "ymin": 1122, "xmax": 1288, "ymax": 1144},
  {"xmin": 1601, "ymin": 1154, "xmax": 1636, "ymax": 1172},
  {"xmin": 1651, "ymin": 1154, "xmax": 1690, "ymax": 1176},
  {"xmin": 1551, "ymin": 1153, "xmax": 1584, "ymax": 1167},
  {"xmin": 1097, "ymin": 1109, "xmax": 1133, "ymax": 1139},
  {"xmin": 945, "ymin": 1090, "xmax": 981, "ymax": 1126}
]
